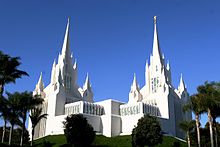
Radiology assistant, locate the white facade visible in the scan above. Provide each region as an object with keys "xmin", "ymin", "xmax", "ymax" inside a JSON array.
[{"xmin": 28, "ymin": 16, "xmax": 191, "ymax": 140}]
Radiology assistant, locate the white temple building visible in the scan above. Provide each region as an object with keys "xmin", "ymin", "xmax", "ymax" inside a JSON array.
[{"xmin": 28, "ymin": 16, "xmax": 191, "ymax": 139}]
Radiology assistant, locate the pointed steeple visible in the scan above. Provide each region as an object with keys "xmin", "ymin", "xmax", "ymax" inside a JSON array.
[
  {"xmin": 178, "ymin": 74, "xmax": 186, "ymax": 92},
  {"xmin": 37, "ymin": 72, "xmax": 44, "ymax": 91},
  {"xmin": 152, "ymin": 16, "xmax": 163, "ymax": 64},
  {"xmin": 61, "ymin": 18, "xmax": 71, "ymax": 59},
  {"xmin": 82, "ymin": 73, "xmax": 94, "ymax": 103},
  {"xmin": 73, "ymin": 59, "xmax": 77, "ymax": 69},
  {"xmin": 145, "ymin": 60, "xmax": 149, "ymax": 85},
  {"xmin": 51, "ymin": 59, "xmax": 56, "ymax": 84},
  {"xmin": 129, "ymin": 73, "xmax": 143, "ymax": 103},
  {"xmin": 83, "ymin": 73, "xmax": 91, "ymax": 90},
  {"xmin": 166, "ymin": 60, "xmax": 170, "ymax": 71},
  {"xmin": 131, "ymin": 73, "xmax": 139, "ymax": 90}
]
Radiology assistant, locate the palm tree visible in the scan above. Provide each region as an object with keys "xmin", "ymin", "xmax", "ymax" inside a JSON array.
[
  {"xmin": 0, "ymin": 96, "xmax": 9, "ymax": 143},
  {"xmin": 0, "ymin": 51, "xmax": 28, "ymax": 142},
  {"xmin": 210, "ymin": 82, "xmax": 220, "ymax": 147},
  {"xmin": 17, "ymin": 92, "xmax": 44, "ymax": 146},
  {"xmin": 179, "ymin": 120, "xmax": 196, "ymax": 147},
  {"xmin": 183, "ymin": 94, "xmax": 206, "ymax": 147},
  {"xmin": 7, "ymin": 92, "xmax": 22, "ymax": 146},
  {"xmin": 0, "ymin": 51, "xmax": 28, "ymax": 97},
  {"xmin": 29, "ymin": 107, "xmax": 47, "ymax": 146},
  {"xmin": 211, "ymin": 106, "xmax": 220, "ymax": 147},
  {"xmin": 197, "ymin": 82, "xmax": 220, "ymax": 147}
]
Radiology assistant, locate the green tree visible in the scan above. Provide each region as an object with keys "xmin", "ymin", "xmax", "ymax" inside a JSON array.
[
  {"xmin": 131, "ymin": 114, "xmax": 163, "ymax": 147},
  {"xmin": 197, "ymin": 81, "xmax": 220, "ymax": 147},
  {"xmin": 0, "ymin": 51, "xmax": 28, "ymax": 143},
  {"xmin": 0, "ymin": 96, "xmax": 9, "ymax": 143},
  {"xmin": 184, "ymin": 94, "xmax": 206, "ymax": 147},
  {"xmin": 63, "ymin": 114, "xmax": 95, "ymax": 147},
  {"xmin": 29, "ymin": 107, "xmax": 47, "ymax": 146},
  {"xmin": 208, "ymin": 82, "xmax": 220, "ymax": 147},
  {"xmin": 0, "ymin": 51, "xmax": 28, "ymax": 98},
  {"xmin": 7, "ymin": 92, "xmax": 22, "ymax": 146},
  {"xmin": 190, "ymin": 126, "xmax": 211, "ymax": 147},
  {"xmin": 0, "ymin": 127, "xmax": 30, "ymax": 146},
  {"xmin": 179, "ymin": 120, "xmax": 195, "ymax": 147},
  {"xmin": 211, "ymin": 105, "xmax": 220, "ymax": 147},
  {"xmin": 17, "ymin": 92, "xmax": 44, "ymax": 146}
]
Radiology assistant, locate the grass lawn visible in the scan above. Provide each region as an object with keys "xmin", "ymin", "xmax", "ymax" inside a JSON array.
[{"xmin": 34, "ymin": 134, "xmax": 187, "ymax": 147}]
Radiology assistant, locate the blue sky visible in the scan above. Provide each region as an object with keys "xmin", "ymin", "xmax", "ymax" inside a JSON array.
[{"xmin": 0, "ymin": 0, "xmax": 220, "ymax": 126}]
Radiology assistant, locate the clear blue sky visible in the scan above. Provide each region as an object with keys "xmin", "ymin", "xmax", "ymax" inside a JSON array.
[{"xmin": 0, "ymin": 0, "xmax": 220, "ymax": 126}]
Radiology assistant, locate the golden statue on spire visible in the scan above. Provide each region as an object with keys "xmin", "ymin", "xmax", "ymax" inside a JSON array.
[{"xmin": 154, "ymin": 16, "xmax": 157, "ymax": 24}]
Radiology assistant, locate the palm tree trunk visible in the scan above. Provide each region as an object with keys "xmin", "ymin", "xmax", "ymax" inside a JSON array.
[
  {"xmin": 187, "ymin": 131, "xmax": 190, "ymax": 147},
  {"xmin": 20, "ymin": 114, "xmax": 26, "ymax": 146},
  {"xmin": 0, "ymin": 84, "xmax": 4, "ymax": 97},
  {"xmin": 214, "ymin": 126, "xmax": 218, "ymax": 147},
  {"xmin": 195, "ymin": 113, "xmax": 201, "ymax": 147},
  {"xmin": 1, "ymin": 119, "xmax": 6, "ymax": 143},
  {"xmin": 8, "ymin": 124, "xmax": 14, "ymax": 146},
  {"xmin": 31, "ymin": 127, "xmax": 35, "ymax": 146},
  {"xmin": 208, "ymin": 109, "xmax": 214, "ymax": 147}
]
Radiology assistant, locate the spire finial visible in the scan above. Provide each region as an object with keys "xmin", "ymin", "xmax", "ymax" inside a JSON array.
[
  {"xmin": 132, "ymin": 73, "xmax": 138, "ymax": 89},
  {"xmin": 68, "ymin": 17, "xmax": 70, "ymax": 23},
  {"xmin": 154, "ymin": 16, "xmax": 157, "ymax": 24},
  {"xmin": 83, "ymin": 72, "xmax": 91, "ymax": 90},
  {"xmin": 61, "ymin": 18, "xmax": 70, "ymax": 57},
  {"xmin": 179, "ymin": 73, "xmax": 186, "ymax": 92},
  {"xmin": 37, "ymin": 72, "xmax": 44, "ymax": 91}
]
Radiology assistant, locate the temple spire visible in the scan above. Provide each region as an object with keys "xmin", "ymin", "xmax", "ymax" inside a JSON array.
[
  {"xmin": 132, "ymin": 73, "xmax": 139, "ymax": 90},
  {"xmin": 152, "ymin": 16, "xmax": 163, "ymax": 64},
  {"xmin": 61, "ymin": 18, "xmax": 71, "ymax": 59},
  {"xmin": 129, "ymin": 73, "xmax": 143, "ymax": 103},
  {"xmin": 166, "ymin": 60, "xmax": 170, "ymax": 71},
  {"xmin": 51, "ymin": 59, "xmax": 56, "ymax": 84},
  {"xmin": 83, "ymin": 73, "xmax": 94, "ymax": 103},
  {"xmin": 178, "ymin": 74, "xmax": 186, "ymax": 92},
  {"xmin": 37, "ymin": 72, "xmax": 44, "ymax": 91},
  {"xmin": 145, "ymin": 60, "xmax": 149, "ymax": 85},
  {"xmin": 83, "ymin": 73, "xmax": 91, "ymax": 90}
]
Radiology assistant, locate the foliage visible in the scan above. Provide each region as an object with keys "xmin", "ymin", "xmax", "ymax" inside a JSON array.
[
  {"xmin": 195, "ymin": 81, "xmax": 220, "ymax": 147},
  {"xmin": 7, "ymin": 92, "xmax": 23, "ymax": 145},
  {"xmin": 190, "ymin": 122, "xmax": 220, "ymax": 147},
  {"xmin": 0, "ymin": 50, "xmax": 28, "ymax": 96},
  {"xmin": 29, "ymin": 107, "xmax": 48, "ymax": 146},
  {"xmin": 131, "ymin": 114, "xmax": 163, "ymax": 147},
  {"xmin": 0, "ymin": 127, "xmax": 29, "ymax": 146},
  {"xmin": 63, "ymin": 114, "xmax": 95, "ymax": 147},
  {"xmin": 179, "ymin": 120, "xmax": 196, "ymax": 147},
  {"xmin": 0, "ymin": 50, "xmax": 28, "ymax": 144},
  {"xmin": 16, "ymin": 92, "xmax": 44, "ymax": 146},
  {"xmin": 179, "ymin": 120, "xmax": 195, "ymax": 134}
]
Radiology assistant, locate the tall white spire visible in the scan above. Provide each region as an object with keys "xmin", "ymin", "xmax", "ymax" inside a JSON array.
[
  {"xmin": 166, "ymin": 60, "xmax": 170, "ymax": 71},
  {"xmin": 82, "ymin": 73, "xmax": 93, "ymax": 103},
  {"xmin": 178, "ymin": 74, "xmax": 186, "ymax": 92},
  {"xmin": 129, "ymin": 73, "xmax": 143, "ymax": 103},
  {"xmin": 83, "ymin": 73, "xmax": 91, "ymax": 90},
  {"xmin": 131, "ymin": 73, "xmax": 139, "ymax": 90},
  {"xmin": 61, "ymin": 18, "xmax": 71, "ymax": 59},
  {"xmin": 51, "ymin": 59, "xmax": 56, "ymax": 84},
  {"xmin": 73, "ymin": 59, "xmax": 77, "ymax": 69},
  {"xmin": 36, "ymin": 72, "xmax": 44, "ymax": 91},
  {"xmin": 152, "ymin": 16, "xmax": 163, "ymax": 64},
  {"xmin": 145, "ymin": 60, "xmax": 149, "ymax": 85}
]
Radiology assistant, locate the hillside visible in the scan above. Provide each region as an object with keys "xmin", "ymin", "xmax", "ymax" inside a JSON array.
[{"xmin": 34, "ymin": 134, "xmax": 187, "ymax": 147}]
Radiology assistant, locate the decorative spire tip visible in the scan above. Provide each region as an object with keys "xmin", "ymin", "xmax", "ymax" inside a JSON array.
[{"xmin": 154, "ymin": 16, "xmax": 157, "ymax": 24}]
